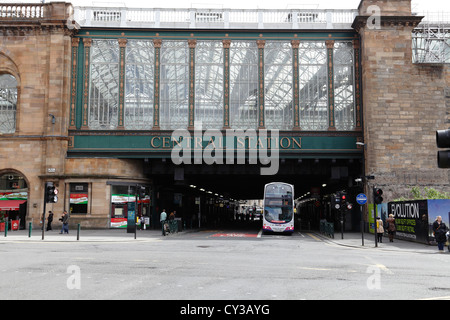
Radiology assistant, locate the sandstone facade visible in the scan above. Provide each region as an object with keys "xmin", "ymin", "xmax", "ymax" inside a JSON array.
[
  {"xmin": 0, "ymin": 3, "xmax": 145, "ymax": 228},
  {"xmin": 354, "ymin": 0, "xmax": 450, "ymax": 200},
  {"xmin": 0, "ymin": 1, "xmax": 448, "ymax": 229}
]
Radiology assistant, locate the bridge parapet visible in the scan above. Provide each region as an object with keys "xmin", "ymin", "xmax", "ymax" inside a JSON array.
[{"xmin": 74, "ymin": 7, "xmax": 358, "ymax": 30}]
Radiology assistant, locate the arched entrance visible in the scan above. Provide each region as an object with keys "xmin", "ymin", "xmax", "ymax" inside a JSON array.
[{"xmin": 0, "ymin": 170, "xmax": 28, "ymax": 230}]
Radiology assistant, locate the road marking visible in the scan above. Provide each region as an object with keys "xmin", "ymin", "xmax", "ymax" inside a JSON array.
[
  {"xmin": 364, "ymin": 256, "xmax": 394, "ymax": 274},
  {"xmin": 300, "ymin": 267, "xmax": 332, "ymax": 271},
  {"xmin": 211, "ymin": 233, "xmax": 258, "ymax": 238},
  {"xmin": 374, "ymin": 263, "xmax": 394, "ymax": 275},
  {"xmin": 305, "ymin": 233, "xmax": 322, "ymax": 242}
]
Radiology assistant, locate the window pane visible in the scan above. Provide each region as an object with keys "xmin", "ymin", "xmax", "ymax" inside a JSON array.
[
  {"xmin": 89, "ymin": 39, "xmax": 120, "ymax": 130},
  {"xmin": 195, "ymin": 41, "xmax": 223, "ymax": 129},
  {"xmin": 125, "ymin": 40, "xmax": 154, "ymax": 130},
  {"xmin": 265, "ymin": 41, "xmax": 293, "ymax": 130},
  {"xmin": 299, "ymin": 42, "xmax": 328, "ymax": 131},
  {"xmin": 229, "ymin": 41, "xmax": 258, "ymax": 129},
  {"xmin": 334, "ymin": 41, "xmax": 355, "ymax": 131},
  {"xmin": 0, "ymin": 74, "xmax": 17, "ymax": 134},
  {"xmin": 160, "ymin": 41, "xmax": 189, "ymax": 130},
  {"xmin": 69, "ymin": 183, "xmax": 88, "ymax": 214}
]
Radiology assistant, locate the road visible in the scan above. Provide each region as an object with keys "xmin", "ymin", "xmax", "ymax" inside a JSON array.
[{"xmin": 0, "ymin": 228, "xmax": 449, "ymax": 301}]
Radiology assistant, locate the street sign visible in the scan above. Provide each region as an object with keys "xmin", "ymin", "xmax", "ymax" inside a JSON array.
[{"xmin": 356, "ymin": 193, "xmax": 367, "ymax": 205}]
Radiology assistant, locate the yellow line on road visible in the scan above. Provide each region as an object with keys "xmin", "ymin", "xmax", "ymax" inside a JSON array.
[{"xmin": 306, "ymin": 233, "xmax": 322, "ymax": 242}]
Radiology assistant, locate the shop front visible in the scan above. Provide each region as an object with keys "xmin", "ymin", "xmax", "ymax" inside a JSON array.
[
  {"xmin": 109, "ymin": 184, "xmax": 151, "ymax": 229},
  {"xmin": 0, "ymin": 197, "xmax": 27, "ymax": 231},
  {"xmin": 0, "ymin": 172, "xmax": 28, "ymax": 231}
]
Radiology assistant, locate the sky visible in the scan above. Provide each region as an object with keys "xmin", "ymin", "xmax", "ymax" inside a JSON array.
[{"xmin": 2, "ymin": 0, "xmax": 450, "ymax": 12}]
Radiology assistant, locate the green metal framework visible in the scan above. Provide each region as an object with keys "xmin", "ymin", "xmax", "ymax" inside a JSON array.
[{"xmin": 68, "ymin": 29, "xmax": 363, "ymax": 159}]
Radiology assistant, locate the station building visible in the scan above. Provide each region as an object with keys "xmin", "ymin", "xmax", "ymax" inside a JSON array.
[{"xmin": 0, "ymin": 0, "xmax": 448, "ymax": 230}]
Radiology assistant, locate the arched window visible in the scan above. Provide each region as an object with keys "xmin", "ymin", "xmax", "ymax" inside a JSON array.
[{"xmin": 0, "ymin": 74, "xmax": 17, "ymax": 133}]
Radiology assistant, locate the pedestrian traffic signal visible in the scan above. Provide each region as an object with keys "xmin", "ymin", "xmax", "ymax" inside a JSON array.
[
  {"xmin": 373, "ymin": 188, "xmax": 383, "ymax": 205},
  {"xmin": 45, "ymin": 182, "xmax": 58, "ymax": 203},
  {"xmin": 436, "ymin": 129, "xmax": 450, "ymax": 168}
]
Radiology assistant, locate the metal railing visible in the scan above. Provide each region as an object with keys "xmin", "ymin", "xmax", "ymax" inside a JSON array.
[
  {"xmin": 74, "ymin": 7, "xmax": 358, "ymax": 30},
  {"xmin": 413, "ymin": 12, "xmax": 450, "ymax": 64},
  {"xmin": 320, "ymin": 220, "xmax": 334, "ymax": 238}
]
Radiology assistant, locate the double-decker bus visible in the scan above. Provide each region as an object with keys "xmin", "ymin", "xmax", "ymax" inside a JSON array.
[{"xmin": 262, "ymin": 182, "xmax": 294, "ymax": 233}]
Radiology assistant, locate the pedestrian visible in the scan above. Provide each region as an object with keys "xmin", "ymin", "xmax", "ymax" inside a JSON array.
[
  {"xmin": 160, "ymin": 209, "xmax": 167, "ymax": 236},
  {"xmin": 432, "ymin": 216, "xmax": 448, "ymax": 253},
  {"xmin": 376, "ymin": 216, "xmax": 384, "ymax": 243},
  {"xmin": 47, "ymin": 211, "xmax": 53, "ymax": 231},
  {"xmin": 386, "ymin": 214, "xmax": 396, "ymax": 242},
  {"xmin": 59, "ymin": 210, "xmax": 70, "ymax": 234},
  {"xmin": 140, "ymin": 215, "xmax": 145, "ymax": 230}
]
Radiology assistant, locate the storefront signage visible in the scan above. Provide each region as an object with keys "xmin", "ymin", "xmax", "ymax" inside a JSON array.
[{"xmin": 0, "ymin": 192, "xmax": 27, "ymax": 200}]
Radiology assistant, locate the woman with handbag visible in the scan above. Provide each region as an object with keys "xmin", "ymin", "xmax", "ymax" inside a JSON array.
[{"xmin": 376, "ymin": 216, "xmax": 384, "ymax": 243}]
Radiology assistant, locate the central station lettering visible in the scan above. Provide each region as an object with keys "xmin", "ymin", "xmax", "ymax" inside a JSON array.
[{"xmin": 150, "ymin": 135, "xmax": 301, "ymax": 150}]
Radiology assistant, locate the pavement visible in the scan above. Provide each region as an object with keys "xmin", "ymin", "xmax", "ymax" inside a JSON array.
[
  {"xmin": 314, "ymin": 231, "xmax": 448, "ymax": 254},
  {"xmin": 0, "ymin": 228, "xmax": 165, "ymax": 242},
  {"xmin": 0, "ymin": 228, "xmax": 448, "ymax": 254}
]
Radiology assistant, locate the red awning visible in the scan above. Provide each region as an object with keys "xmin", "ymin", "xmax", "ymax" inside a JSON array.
[{"xmin": 0, "ymin": 200, "xmax": 26, "ymax": 211}]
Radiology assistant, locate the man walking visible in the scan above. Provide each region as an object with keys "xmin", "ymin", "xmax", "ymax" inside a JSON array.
[
  {"xmin": 160, "ymin": 209, "xmax": 167, "ymax": 236},
  {"xmin": 59, "ymin": 210, "xmax": 70, "ymax": 234}
]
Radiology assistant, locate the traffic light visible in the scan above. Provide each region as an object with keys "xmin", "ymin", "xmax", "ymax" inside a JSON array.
[
  {"xmin": 341, "ymin": 192, "xmax": 347, "ymax": 205},
  {"xmin": 373, "ymin": 188, "xmax": 383, "ymax": 205},
  {"xmin": 436, "ymin": 129, "xmax": 450, "ymax": 168},
  {"xmin": 138, "ymin": 186, "xmax": 145, "ymax": 199},
  {"xmin": 45, "ymin": 182, "xmax": 58, "ymax": 203}
]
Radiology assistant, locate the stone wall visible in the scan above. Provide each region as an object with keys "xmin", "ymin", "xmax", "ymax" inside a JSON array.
[
  {"xmin": 355, "ymin": 0, "xmax": 450, "ymax": 200},
  {"xmin": 0, "ymin": 3, "xmax": 75, "ymax": 226}
]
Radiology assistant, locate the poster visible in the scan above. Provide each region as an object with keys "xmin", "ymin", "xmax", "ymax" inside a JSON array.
[
  {"xmin": 70, "ymin": 193, "xmax": 88, "ymax": 204},
  {"xmin": 368, "ymin": 203, "xmax": 388, "ymax": 234},
  {"xmin": 111, "ymin": 218, "xmax": 127, "ymax": 228},
  {"xmin": 388, "ymin": 200, "xmax": 428, "ymax": 242},
  {"xmin": 427, "ymin": 199, "xmax": 450, "ymax": 239}
]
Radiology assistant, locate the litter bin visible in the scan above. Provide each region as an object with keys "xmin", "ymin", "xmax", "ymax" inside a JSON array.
[{"xmin": 175, "ymin": 218, "xmax": 183, "ymax": 232}]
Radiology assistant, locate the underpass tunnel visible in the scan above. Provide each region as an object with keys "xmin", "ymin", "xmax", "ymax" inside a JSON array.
[{"xmin": 145, "ymin": 157, "xmax": 364, "ymax": 232}]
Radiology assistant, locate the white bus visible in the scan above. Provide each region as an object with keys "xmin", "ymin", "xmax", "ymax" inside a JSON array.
[{"xmin": 262, "ymin": 182, "xmax": 294, "ymax": 233}]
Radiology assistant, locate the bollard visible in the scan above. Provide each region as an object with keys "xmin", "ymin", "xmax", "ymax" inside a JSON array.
[
  {"xmin": 77, "ymin": 223, "xmax": 81, "ymax": 241},
  {"xmin": 29, "ymin": 222, "xmax": 32, "ymax": 238},
  {"xmin": 4, "ymin": 220, "xmax": 8, "ymax": 237}
]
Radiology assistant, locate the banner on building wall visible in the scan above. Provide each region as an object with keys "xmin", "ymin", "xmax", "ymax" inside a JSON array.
[
  {"xmin": 388, "ymin": 200, "xmax": 428, "ymax": 243},
  {"xmin": 386, "ymin": 199, "xmax": 450, "ymax": 244},
  {"xmin": 0, "ymin": 192, "xmax": 27, "ymax": 200},
  {"xmin": 426, "ymin": 199, "xmax": 450, "ymax": 239}
]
